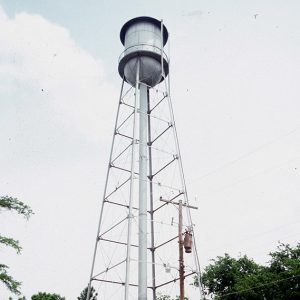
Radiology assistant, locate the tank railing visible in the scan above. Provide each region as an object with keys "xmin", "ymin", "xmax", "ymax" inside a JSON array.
[{"xmin": 119, "ymin": 43, "xmax": 169, "ymax": 63}]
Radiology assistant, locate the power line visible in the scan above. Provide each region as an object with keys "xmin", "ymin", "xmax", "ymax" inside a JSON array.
[
  {"xmin": 198, "ymin": 154, "xmax": 300, "ymax": 197},
  {"xmin": 219, "ymin": 275, "xmax": 300, "ymax": 298},
  {"xmin": 192, "ymin": 124, "xmax": 300, "ymax": 183}
]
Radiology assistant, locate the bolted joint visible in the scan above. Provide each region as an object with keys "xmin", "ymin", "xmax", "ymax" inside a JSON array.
[{"xmin": 127, "ymin": 213, "xmax": 134, "ymax": 219}]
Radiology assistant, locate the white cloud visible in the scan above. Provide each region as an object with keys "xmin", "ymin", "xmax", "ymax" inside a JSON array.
[
  {"xmin": 0, "ymin": 6, "xmax": 118, "ymax": 143},
  {"xmin": 0, "ymin": 6, "xmax": 119, "ymax": 298}
]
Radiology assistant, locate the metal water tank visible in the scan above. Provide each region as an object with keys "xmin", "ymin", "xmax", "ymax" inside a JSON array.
[{"xmin": 118, "ymin": 16, "xmax": 169, "ymax": 87}]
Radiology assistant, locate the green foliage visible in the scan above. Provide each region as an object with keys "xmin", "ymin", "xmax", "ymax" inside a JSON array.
[
  {"xmin": 157, "ymin": 295, "xmax": 171, "ymax": 300},
  {"xmin": 77, "ymin": 286, "xmax": 98, "ymax": 300},
  {"xmin": 0, "ymin": 196, "xmax": 33, "ymax": 296},
  {"xmin": 0, "ymin": 235, "xmax": 22, "ymax": 253},
  {"xmin": 0, "ymin": 264, "xmax": 21, "ymax": 295},
  {"xmin": 199, "ymin": 253, "xmax": 260, "ymax": 299},
  {"xmin": 31, "ymin": 292, "xmax": 65, "ymax": 300},
  {"xmin": 197, "ymin": 243, "xmax": 300, "ymax": 300},
  {"xmin": 265, "ymin": 243, "xmax": 300, "ymax": 300},
  {"xmin": 0, "ymin": 196, "xmax": 33, "ymax": 219}
]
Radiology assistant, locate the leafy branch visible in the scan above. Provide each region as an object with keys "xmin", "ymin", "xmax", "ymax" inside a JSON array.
[
  {"xmin": 0, "ymin": 196, "xmax": 33, "ymax": 219},
  {"xmin": 0, "ymin": 236, "xmax": 22, "ymax": 253},
  {"xmin": 1, "ymin": 195, "xmax": 33, "ymax": 296},
  {"xmin": 0, "ymin": 264, "xmax": 21, "ymax": 295}
]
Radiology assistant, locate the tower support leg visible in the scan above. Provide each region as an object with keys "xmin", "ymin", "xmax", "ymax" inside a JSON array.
[
  {"xmin": 124, "ymin": 61, "xmax": 140, "ymax": 300},
  {"xmin": 147, "ymin": 88, "xmax": 156, "ymax": 300},
  {"xmin": 138, "ymin": 82, "xmax": 148, "ymax": 300},
  {"xmin": 86, "ymin": 79, "xmax": 125, "ymax": 300}
]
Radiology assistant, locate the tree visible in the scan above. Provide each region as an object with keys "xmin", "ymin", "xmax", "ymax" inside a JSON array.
[
  {"xmin": 266, "ymin": 243, "xmax": 300, "ymax": 300},
  {"xmin": 198, "ymin": 253, "xmax": 261, "ymax": 300},
  {"xmin": 196, "ymin": 243, "xmax": 300, "ymax": 300},
  {"xmin": 31, "ymin": 292, "xmax": 65, "ymax": 300},
  {"xmin": 77, "ymin": 286, "xmax": 98, "ymax": 300},
  {"xmin": 0, "ymin": 196, "xmax": 33, "ymax": 295}
]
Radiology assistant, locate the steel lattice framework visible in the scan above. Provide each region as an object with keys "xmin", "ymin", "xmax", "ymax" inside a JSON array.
[{"xmin": 86, "ymin": 17, "xmax": 203, "ymax": 300}]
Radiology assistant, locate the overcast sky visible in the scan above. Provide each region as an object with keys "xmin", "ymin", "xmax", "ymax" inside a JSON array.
[{"xmin": 0, "ymin": 0, "xmax": 300, "ymax": 299}]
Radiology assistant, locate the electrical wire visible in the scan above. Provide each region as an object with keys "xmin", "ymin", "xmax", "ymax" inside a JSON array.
[
  {"xmin": 198, "ymin": 155, "xmax": 300, "ymax": 198},
  {"xmin": 220, "ymin": 275, "xmax": 300, "ymax": 298},
  {"xmin": 191, "ymin": 124, "xmax": 300, "ymax": 183}
]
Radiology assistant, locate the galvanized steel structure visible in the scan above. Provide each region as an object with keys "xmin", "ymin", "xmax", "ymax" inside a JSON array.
[{"xmin": 86, "ymin": 16, "xmax": 203, "ymax": 300}]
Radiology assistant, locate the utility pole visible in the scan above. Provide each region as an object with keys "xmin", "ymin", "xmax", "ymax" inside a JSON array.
[
  {"xmin": 178, "ymin": 200, "xmax": 184, "ymax": 300},
  {"xmin": 160, "ymin": 198, "xmax": 198, "ymax": 300}
]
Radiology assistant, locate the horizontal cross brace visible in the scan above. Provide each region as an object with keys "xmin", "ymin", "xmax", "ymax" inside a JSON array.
[
  {"xmin": 153, "ymin": 192, "xmax": 184, "ymax": 213},
  {"xmin": 115, "ymin": 131, "xmax": 133, "ymax": 140},
  {"xmin": 99, "ymin": 232, "xmax": 178, "ymax": 253},
  {"xmin": 155, "ymin": 271, "xmax": 196, "ymax": 289},
  {"xmin": 99, "ymin": 237, "xmax": 138, "ymax": 248},
  {"xmin": 110, "ymin": 164, "xmax": 139, "ymax": 175},
  {"xmin": 92, "ymin": 278, "xmax": 154, "ymax": 289},
  {"xmin": 92, "ymin": 278, "xmax": 138, "ymax": 288},
  {"xmin": 92, "ymin": 272, "xmax": 196, "ymax": 290},
  {"xmin": 104, "ymin": 199, "xmax": 139, "ymax": 211},
  {"xmin": 120, "ymin": 101, "xmax": 135, "ymax": 109}
]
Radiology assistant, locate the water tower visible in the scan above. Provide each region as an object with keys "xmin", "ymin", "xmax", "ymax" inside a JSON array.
[{"xmin": 86, "ymin": 17, "xmax": 203, "ymax": 300}]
